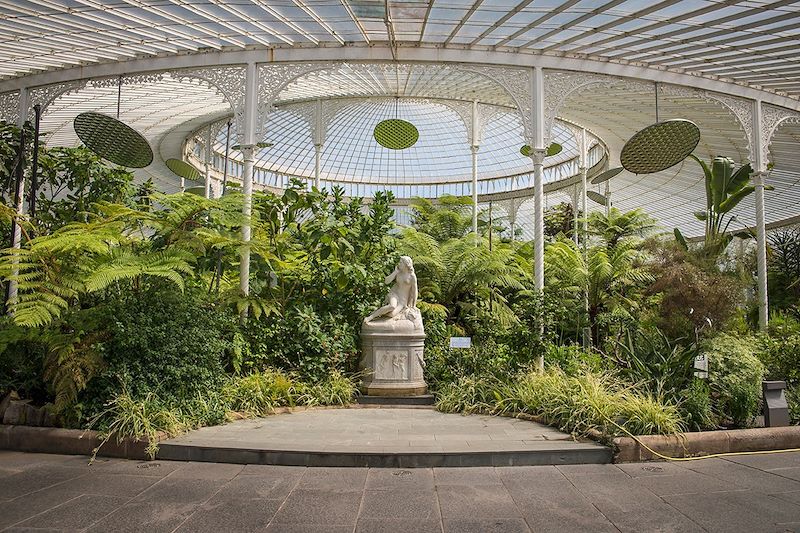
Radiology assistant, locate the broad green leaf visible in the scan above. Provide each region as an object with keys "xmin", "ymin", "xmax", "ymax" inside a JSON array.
[
  {"xmin": 674, "ymin": 228, "xmax": 688, "ymax": 250},
  {"xmin": 727, "ymin": 162, "xmax": 753, "ymax": 194},
  {"xmin": 718, "ymin": 185, "xmax": 755, "ymax": 213},
  {"xmin": 711, "ymin": 157, "xmax": 733, "ymax": 208}
]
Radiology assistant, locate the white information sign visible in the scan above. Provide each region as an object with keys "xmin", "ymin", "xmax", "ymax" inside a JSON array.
[
  {"xmin": 693, "ymin": 354, "xmax": 708, "ymax": 379},
  {"xmin": 449, "ymin": 337, "xmax": 472, "ymax": 349}
]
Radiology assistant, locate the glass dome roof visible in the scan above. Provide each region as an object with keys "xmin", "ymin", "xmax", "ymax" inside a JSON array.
[{"xmin": 210, "ymin": 98, "xmax": 595, "ymax": 186}]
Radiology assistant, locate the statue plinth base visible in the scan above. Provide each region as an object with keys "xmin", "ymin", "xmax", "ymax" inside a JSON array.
[{"xmin": 360, "ymin": 327, "xmax": 427, "ymax": 397}]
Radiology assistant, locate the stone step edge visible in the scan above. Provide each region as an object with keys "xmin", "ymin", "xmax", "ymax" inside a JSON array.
[
  {"xmin": 356, "ymin": 395, "xmax": 435, "ymax": 405},
  {"xmin": 155, "ymin": 442, "xmax": 612, "ymax": 467}
]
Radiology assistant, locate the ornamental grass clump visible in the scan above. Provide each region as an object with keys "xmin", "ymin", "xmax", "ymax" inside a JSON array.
[
  {"xmin": 305, "ymin": 370, "xmax": 357, "ymax": 406},
  {"xmin": 88, "ymin": 390, "xmax": 187, "ymax": 460},
  {"xmin": 222, "ymin": 369, "xmax": 302, "ymax": 417},
  {"xmin": 441, "ymin": 368, "xmax": 684, "ymax": 439},
  {"xmin": 435, "ymin": 375, "xmax": 502, "ymax": 414}
]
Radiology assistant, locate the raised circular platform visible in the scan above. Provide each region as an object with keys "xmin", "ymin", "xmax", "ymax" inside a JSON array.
[{"xmin": 158, "ymin": 408, "xmax": 611, "ymax": 467}]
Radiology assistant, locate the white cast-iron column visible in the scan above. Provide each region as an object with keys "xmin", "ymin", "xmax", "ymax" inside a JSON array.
[
  {"xmin": 240, "ymin": 62, "xmax": 258, "ymax": 303},
  {"xmin": 7, "ymin": 88, "xmax": 29, "ymax": 311},
  {"xmin": 204, "ymin": 126, "xmax": 212, "ymax": 198},
  {"xmin": 314, "ymin": 99, "xmax": 322, "ymax": 189},
  {"xmin": 580, "ymin": 129, "xmax": 588, "ymax": 238},
  {"xmin": 531, "ymin": 67, "xmax": 546, "ymax": 293},
  {"xmin": 753, "ymin": 100, "xmax": 769, "ymax": 331},
  {"xmin": 579, "ymin": 128, "xmax": 590, "ymax": 347},
  {"xmin": 471, "ymin": 100, "xmax": 479, "ymax": 235},
  {"xmin": 754, "ymin": 171, "xmax": 768, "ymax": 331}
]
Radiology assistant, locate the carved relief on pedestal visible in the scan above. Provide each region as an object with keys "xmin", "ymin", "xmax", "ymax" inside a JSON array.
[{"xmin": 376, "ymin": 350, "xmax": 408, "ymax": 380}]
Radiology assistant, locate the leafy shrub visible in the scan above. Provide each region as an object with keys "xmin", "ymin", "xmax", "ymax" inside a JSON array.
[
  {"xmin": 703, "ymin": 333, "xmax": 766, "ymax": 427},
  {"xmin": 242, "ymin": 306, "xmax": 359, "ymax": 382},
  {"xmin": 222, "ymin": 369, "xmax": 301, "ymax": 417},
  {"xmin": 305, "ymin": 370, "xmax": 357, "ymax": 406},
  {"xmin": 88, "ymin": 389, "xmax": 186, "ymax": 460},
  {"xmin": 614, "ymin": 326, "xmax": 698, "ymax": 402},
  {"xmin": 543, "ymin": 343, "xmax": 603, "ymax": 375},
  {"xmin": 435, "ymin": 375, "xmax": 502, "ymax": 414},
  {"xmin": 424, "ymin": 340, "xmax": 512, "ymax": 390},
  {"xmin": 758, "ymin": 313, "xmax": 800, "ymax": 386},
  {"xmin": 679, "ymin": 379, "xmax": 715, "ymax": 431},
  {"xmin": 81, "ymin": 286, "xmax": 236, "ymax": 419},
  {"xmin": 0, "ymin": 321, "xmax": 48, "ymax": 403},
  {"xmin": 788, "ymin": 386, "xmax": 800, "ymax": 424},
  {"xmin": 646, "ymin": 241, "xmax": 743, "ymax": 341}
]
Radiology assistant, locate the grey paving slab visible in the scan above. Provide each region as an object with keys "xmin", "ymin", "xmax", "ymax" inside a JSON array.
[
  {"xmin": 356, "ymin": 518, "xmax": 442, "ymax": 532},
  {"xmin": 360, "ymin": 489, "xmax": 439, "ymax": 520},
  {"xmin": 443, "ymin": 518, "xmax": 531, "ymax": 532},
  {"xmin": 562, "ymin": 471, "xmax": 704, "ymax": 532},
  {"xmin": 60, "ymin": 472, "xmax": 160, "ymax": 497},
  {"xmin": 295, "ymin": 466, "xmax": 367, "ymax": 492},
  {"xmin": 270, "ymin": 489, "xmax": 363, "ymax": 525},
  {"xmin": 133, "ymin": 476, "xmax": 228, "ymax": 504},
  {"xmin": 663, "ymin": 489, "xmax": 800, "ymax": 533},
  {"xmin": 174, "ymin": 497, "xmax": 282, "ymax": 532},
  {"xmin": 168, "ymin": 461, "xmax": 244, "ymax": 480},
  {"xmin": 770, "ymin": 466, "xmax": 800, "ymax": 481},
  {"xmin": 631, "ymin": 469, "xmax": 746, "ymax": 496},
  {"xmin": 500, "ymin": 467, "xmax": 618, "ymax": 532},
  {"xmin": 365, "ymin": 468, "xmax": 435, "ymax": 490},
  {"xmin": 5, "ymin": 450, "xmax": 800, "ymax": 532},
  {"xmin": 725, "ymin": 453, "xmax": 800, "ymax": 470},
  {"xmin": 264, "ymin": 525, "xmax": 354, "ymax": 533},
  {"xmin": 215, "ymin": 468, "xmax": 302, "ymax": 499},
  {"xmin": 0, "ymin": 465, "xmax": 86, "ymax": 500},
  {"xmin": 774, "ymin": 491, "xmax": 800, "ymax": 505},
  {"xmin": 0, "ymin": 483, "xmax": 84, "ymax": 529},
  {"xmin": 86, "ymin": 500, "xmax": 202, "ymax": 533},
  {"xmin": 437, "ymin": 484, "xmax": 522, "ymax": 519},
  {"xmin": 433, "ymin": 466, "xmax": 502, "ymax": 485},
  {"xmin": 682, "ymin": 457, "xmax": 800, "ymax": 494},
  {"xmin": 15, "ymin": 494, "xmax": 127, "ymax": 530}
]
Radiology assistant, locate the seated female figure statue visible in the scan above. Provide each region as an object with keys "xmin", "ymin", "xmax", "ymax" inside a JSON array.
[{"xmin": 363, "ymin": 256, "xmax": 424, "ymax": 333}]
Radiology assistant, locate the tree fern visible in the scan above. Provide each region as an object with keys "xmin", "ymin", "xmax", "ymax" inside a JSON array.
[
  {"xmin": 84, "ymin": 248, "xmax": 194, "ymax": 292},
  {"xmin": 42, "ymin": 331, "xmax": 105, "ymax": 414}
]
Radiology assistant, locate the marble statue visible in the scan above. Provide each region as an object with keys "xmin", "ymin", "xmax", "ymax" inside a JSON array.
[
  {"xmin": 363, "ymin": 256, "xmax": 423, "ymax": 333},
  {"xmin": 360, "ymin": 256, "xmax": 427, "ymax": 396}
]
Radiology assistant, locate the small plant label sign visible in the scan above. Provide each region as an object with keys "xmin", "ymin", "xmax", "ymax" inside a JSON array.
[
  {"xmin": 693, "ymin": 354, "xmax": 708, "ymax": 379},
  {"xmin": 449, "ymin": 337, "xmax": 472, "ymax": 349}
]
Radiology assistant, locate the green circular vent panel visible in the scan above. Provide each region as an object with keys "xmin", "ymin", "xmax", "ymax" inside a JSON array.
[
  {"xmin": 165, "ymin": 158, "xmax": 202, "ymax": 181},
  {"xmin": 374, "ymin": 119, "xmax": 419, "ymax": 150},
  {"xmin": 590, "ymin": 167, "xmax": 624, "ymax": 185},
  {"xmin": 74, "ymin": 112, "xmax": 153, "ymax": 168},
  {"xmin": 587, "ymin": 190, "xmax": 608, "ymax": 206},
  {"xmin": 621, "ymin": 119, "xmax": 700, "ymax": 175}
]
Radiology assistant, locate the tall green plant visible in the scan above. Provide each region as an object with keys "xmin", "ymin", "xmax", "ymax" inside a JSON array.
[
  {"xmin": 398, "ymin": 229, "xmax": 528, "ymax": 327},
  {"xmin": 675, "ymin": 155, "xmax": 769, "ymax": 257},
  {"xmin": 545, "ymin": 237, "xmax": 654, "ymax": 345}
]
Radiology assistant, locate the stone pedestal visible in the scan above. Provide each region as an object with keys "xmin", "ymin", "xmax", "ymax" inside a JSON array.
[{"xmin": 360, "ymin": 331, "xmax": 427, "ymax": 396}]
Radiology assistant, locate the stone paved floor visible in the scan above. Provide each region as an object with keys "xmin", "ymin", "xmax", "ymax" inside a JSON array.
[
  {"xmin": 162, "ymin": 408, "xmax": 601, "ymax": 454},
  {"xmin": 2, "ymin": 450, "xmax": 800, "ymax": 532}
]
